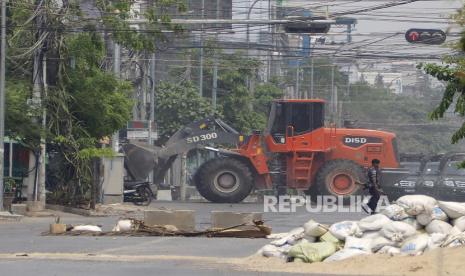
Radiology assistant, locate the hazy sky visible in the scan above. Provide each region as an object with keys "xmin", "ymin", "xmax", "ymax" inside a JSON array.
[{"xmin": 285, "ymin": 0, "xmax": 464, "ymax": 58}]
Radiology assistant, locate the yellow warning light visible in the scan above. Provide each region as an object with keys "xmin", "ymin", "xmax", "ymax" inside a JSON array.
[
  {"xmin": 239, "ymin": 135, "xmax": 244, "ymax": 142},
  {"xmin": 200, "ymin": 123, "xmax": 207, "ymax": 129}
]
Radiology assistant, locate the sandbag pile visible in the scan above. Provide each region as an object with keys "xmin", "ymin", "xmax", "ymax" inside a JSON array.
[{"xmin": 259, "ymin": 195, "xmax": 465, "ymax": 263}]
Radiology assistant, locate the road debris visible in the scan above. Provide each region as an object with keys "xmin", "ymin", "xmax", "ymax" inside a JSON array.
[{"xmin": 45, "ymin": 219, "xmax": 271, "ymax": 238}]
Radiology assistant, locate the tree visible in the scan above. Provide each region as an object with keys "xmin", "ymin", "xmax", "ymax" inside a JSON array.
[
  {"xmin": 174, "ymin": 48, "xmax": 284, "ymax": 133},
  {"xmin": 155, "ymin": 82, "xmax": 215, "ymax": 142},
  {"xmin": 343, "ymin": 82, "xmax": 459, "ymax": 154},
  {"xmin": 374, "ymin": 73, "xmax": 384, "ymax": 88},
  {"xmin": 7, "ymin": 0, "xmax": 184, "ymax": 206},
  {"xmin": 420, "ymin": 5, "xmax": 465, "ymax": 163}
]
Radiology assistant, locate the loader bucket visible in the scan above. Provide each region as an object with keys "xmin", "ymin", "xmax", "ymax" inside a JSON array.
[{"xmin": 121, "ymin": 143, "xmax": 160, "ymax": 181}]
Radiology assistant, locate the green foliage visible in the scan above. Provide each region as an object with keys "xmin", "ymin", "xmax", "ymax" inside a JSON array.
[
  {"xmin": 419, "ymin": 5, "xmax": 465, "ymax": 162},
  {"xmin": 342, "ymin": 82, "xmax": 456, "ymax": 154},
  {"xmin": 6, "ymin": 0, "xmax": 184, "ymax": 206},
  {"xmin": 96, "ymin": 0, "xmax": 186, "ymax": 51},
  {"xmin": 5, "ymin": 80, "xmax": 41, "ymax": 147},
  {"xmin": 182, "ymin": 48, "xmax": 283, "ymax": 133},
  {"xmin": 155, "ymin": 81, "xmax": 215, "ymax": 141},
  {"xmin": 78, "ymin": 148, "xmax": 115, "ymax": 161}
]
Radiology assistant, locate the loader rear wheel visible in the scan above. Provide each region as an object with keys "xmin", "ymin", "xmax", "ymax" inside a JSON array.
[
  {"xmin": 195, "ymin": 158, "xmax": 253, "ymax": 203},
  {"xmin": 310, "ymin": 159, "xmax": 365, "ymax": 203}
]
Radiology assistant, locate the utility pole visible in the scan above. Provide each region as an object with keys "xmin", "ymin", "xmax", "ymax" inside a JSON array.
[
  {"xmin": 149, "ymin": 53, "xmax": 156, "ymax": 145},
  {"xmin": 0, "ymin": 0, "xmax": 7, "ymax": 210},
  {"xmin": 211, "ymin": 0, "xmax": 220, "ymax": 113},
  {"xmin": 112, "ymin": 43, "xmax": 121, "ymax": 152},
  {"xmin": 331, "ymin": 64, "xmax": 335, "ymax": 122},
  {"xmin": 38, "ymin": 54, "xmax": 47, "ymax": 207},
  {"xmin": 295, "ymin": 63, "xmax": 300, "ymax": 98},
  {"xmin": 310, "ymin": 58, "xmax": 314, "ymax": 98},
  {"xmin": 148, "ymin": 53, "xmax": 156, "ymax": 185},
  {"xmin": 199, "ymin": 0, "xmax": 205, "ymax": 97}
]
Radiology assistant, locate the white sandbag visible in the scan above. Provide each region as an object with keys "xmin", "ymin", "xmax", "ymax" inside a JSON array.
[
  {"xmin": 425, "ymin": 220, "xmax": 453, "ymax": 235},
  {"xmin": 362, "ymin": 231, "xmax": 382, "ymax": 239},
  {"xmin": 270, "ymin": 228, "xmax": 305, "ymax": 246},
  {"xmin": 71, "ymin": 225, "xmax": 102, "ymax": 232},
  {"xmin": 260, "ymin": 244, "xmax": 287, "ymax": 258},
  {"xmin": 380, "ymin": 221, "xmax": 416, "ymax": 242},
  {"xmin": 416, "ymin": 213, "xmax": 432, "ymax": 226},
  {"xmin": 402, "ymin": 217, "xmax": 422, "ymax": 230},
  {"xmin": 452, "ymin": 216, "xmax": 465, "ymax": 231},
  {"xmin": 323, "ymin": 248, "xmax": 369, "ymax": 262},
  {"xmin": 377, "ymin": 245, "xmax": 401, "ymax": 255},
  {"xmin": 112, "ymin": 219, "xmax": 134, "ymax": 232},
  {"xmin": 371, "ymin": 236, "xmax": 396, "ymax": 252},
  {"xmin": 427, "ymin": 233, "xmax": 448, "ymax": 251},
  {"xmin": 442, "ymin": 233, "xmax": 465, "ymax": 248},
  {"xmin": 266, "ymin": 233, "xmax": 289, "ymax": 239},
  {"xmin": 278, "ymin": 244, "xmax": 293, "ymax": 254},
  {"xmin": 417, "ymin": 206, "xmax": 448, "ymax": 226},
  {"xmin": 400, "ymin": 234, "xmax": 429, "ymax": 256},
  {"xmin": 396, "ymin": 195, "xmax": 437, "ymax": 216},
  {"xmin": 357, "ymin": 214, "xmax": 391, "ymax": 231},
  {"xmin": 270, "ymin": 236, "xmax": 288, "ymax": 246},
  {"xmin": 344, "ymin": 236, "xmax": 372, "ymax": 252},
  {"xmin": 382, "ymin": 204, "xmax": 409, "ymax": 221},
  {"xmin": 431, "ymin": 206, "xmax": 448, "ymax": 221},
  {"xmin": 303, "ymin": 220, "xmax": 328, "ymax": 237},
  {"xmin": 449, "ymin": 226, "xmax": 462, "ymax": 236},
  {"xmin": 329, "ymin": 221, "xmax": 362, "ymax": 240},
  {"xmin": 437, "ymin": 201, "xmax": 465, "ymax": 219}
]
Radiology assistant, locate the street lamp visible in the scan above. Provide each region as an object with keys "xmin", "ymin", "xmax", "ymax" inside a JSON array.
[{"xmin": 246, "ymin": 0, "xmax": 265, "ymax": 49}]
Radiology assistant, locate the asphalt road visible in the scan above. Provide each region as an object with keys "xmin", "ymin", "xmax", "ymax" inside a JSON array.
[{"xmin": 0, "ymin": 201, "xmax": 367, "ymax": 275}]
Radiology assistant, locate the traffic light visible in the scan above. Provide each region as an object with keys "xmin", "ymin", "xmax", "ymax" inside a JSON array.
[
  {"xmin": 284, "ymin": 22, "xmax": 331, "ymax": 34},
  {"xmin": 405, "ymin": 29, "xmax": 446, "ymax": 45}
]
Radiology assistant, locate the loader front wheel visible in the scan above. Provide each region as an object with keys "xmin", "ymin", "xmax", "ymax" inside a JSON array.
[
  {"xmin": 195, "ymin": 158, "xmax": 254, "ymax": 203},
  {"xmin": 311, "ymin": 159, "xmax": 366, "ymax": 203}
]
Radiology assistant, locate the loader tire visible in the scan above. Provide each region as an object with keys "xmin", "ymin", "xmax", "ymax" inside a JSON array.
[
  {"xmin": 310, "ymin": 159, "xmax": 366, "ymax": 203},
  {"xmin": 195, "ymin": 157, "xmax": 254, "ymax": 203}
]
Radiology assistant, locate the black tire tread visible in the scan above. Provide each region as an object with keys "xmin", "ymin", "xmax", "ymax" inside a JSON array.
[
  {"xmin": 310, "ymin": 159, "xmax": 366, "ymax": 199},
  {"xmin": 195, "ymin": 157, "xmax": 253, "ymax": 203}
]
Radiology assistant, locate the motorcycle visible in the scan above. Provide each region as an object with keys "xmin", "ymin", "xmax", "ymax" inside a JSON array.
[{"xmin": 123, "ymin": 181, "xmax": 154, "ymax": 206}]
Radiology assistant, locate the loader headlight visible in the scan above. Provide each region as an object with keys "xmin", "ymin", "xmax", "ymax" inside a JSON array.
[
  {"xmin": 444, "ymin": 180, "xmax": 455, "ymax": 187},
  {"xmin": 423, "ymin": 181, "xmax": 434, "ymax": 187}
]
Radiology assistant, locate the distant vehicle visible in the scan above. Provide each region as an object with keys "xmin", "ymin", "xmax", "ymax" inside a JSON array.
[
  {"xmin": 435, "ymin": 153, "xmax": 465, "ymax": 201},
  {"xmin": 384, "ymin": 154, "xmax": 425, "ymax": 200},
  {"xmin": 416, "ymin": 155, "xmax": 443, "ymax": 198}
]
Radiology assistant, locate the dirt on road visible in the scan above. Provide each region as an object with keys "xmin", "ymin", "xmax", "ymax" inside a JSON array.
[
  {"xmin": 2, "ymin": 246, "xmax": 463, "ymax": 276},
  {"xmin": 235, "ymin": 246, "xmax": 463, "ymax": 276}
]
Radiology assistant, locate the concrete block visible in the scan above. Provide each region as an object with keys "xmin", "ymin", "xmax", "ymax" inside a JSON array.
[
  {"xmin": 144, "ymin": 209, "xmax": 195, "ymax": 231},
  {"xmin": 26, "ymin": 201, "xmax": 45, "ymax": 212},
  {"xmin": 50, "ymin": 223, "xmax": 67, "ymax": 234},
  {"xmin": 156, "ymin": 190, "xmax": 172, "ymax": 201},
  {"xmin": 0, "ymin": 211, "xmax": 22, "ymax": 221},
  {"xmin": 10, "ymin": 204, "xmax": 27, "ymax": 215},
  {"xmin": 211, "ymin": 211, "xmax": 262, "ymax": 228}
]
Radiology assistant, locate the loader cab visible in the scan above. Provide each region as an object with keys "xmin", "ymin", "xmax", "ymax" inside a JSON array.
[{"xmin": 266, "ymin": 100, "xmax": 325, "ymax": 144}]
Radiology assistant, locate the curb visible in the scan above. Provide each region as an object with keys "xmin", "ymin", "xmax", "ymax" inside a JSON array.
[
  {"xmin": 0, "ymin": 211, "xmax": 23, "ymax": 221},
  {"xmin": 45, "ymin": 204, "xmax": 107, "ymax": 217}
]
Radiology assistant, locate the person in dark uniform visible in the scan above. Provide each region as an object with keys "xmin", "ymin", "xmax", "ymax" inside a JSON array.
[{"xmin": 363, "ymin": 159, "xmax": 382, "ymax": 214}]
